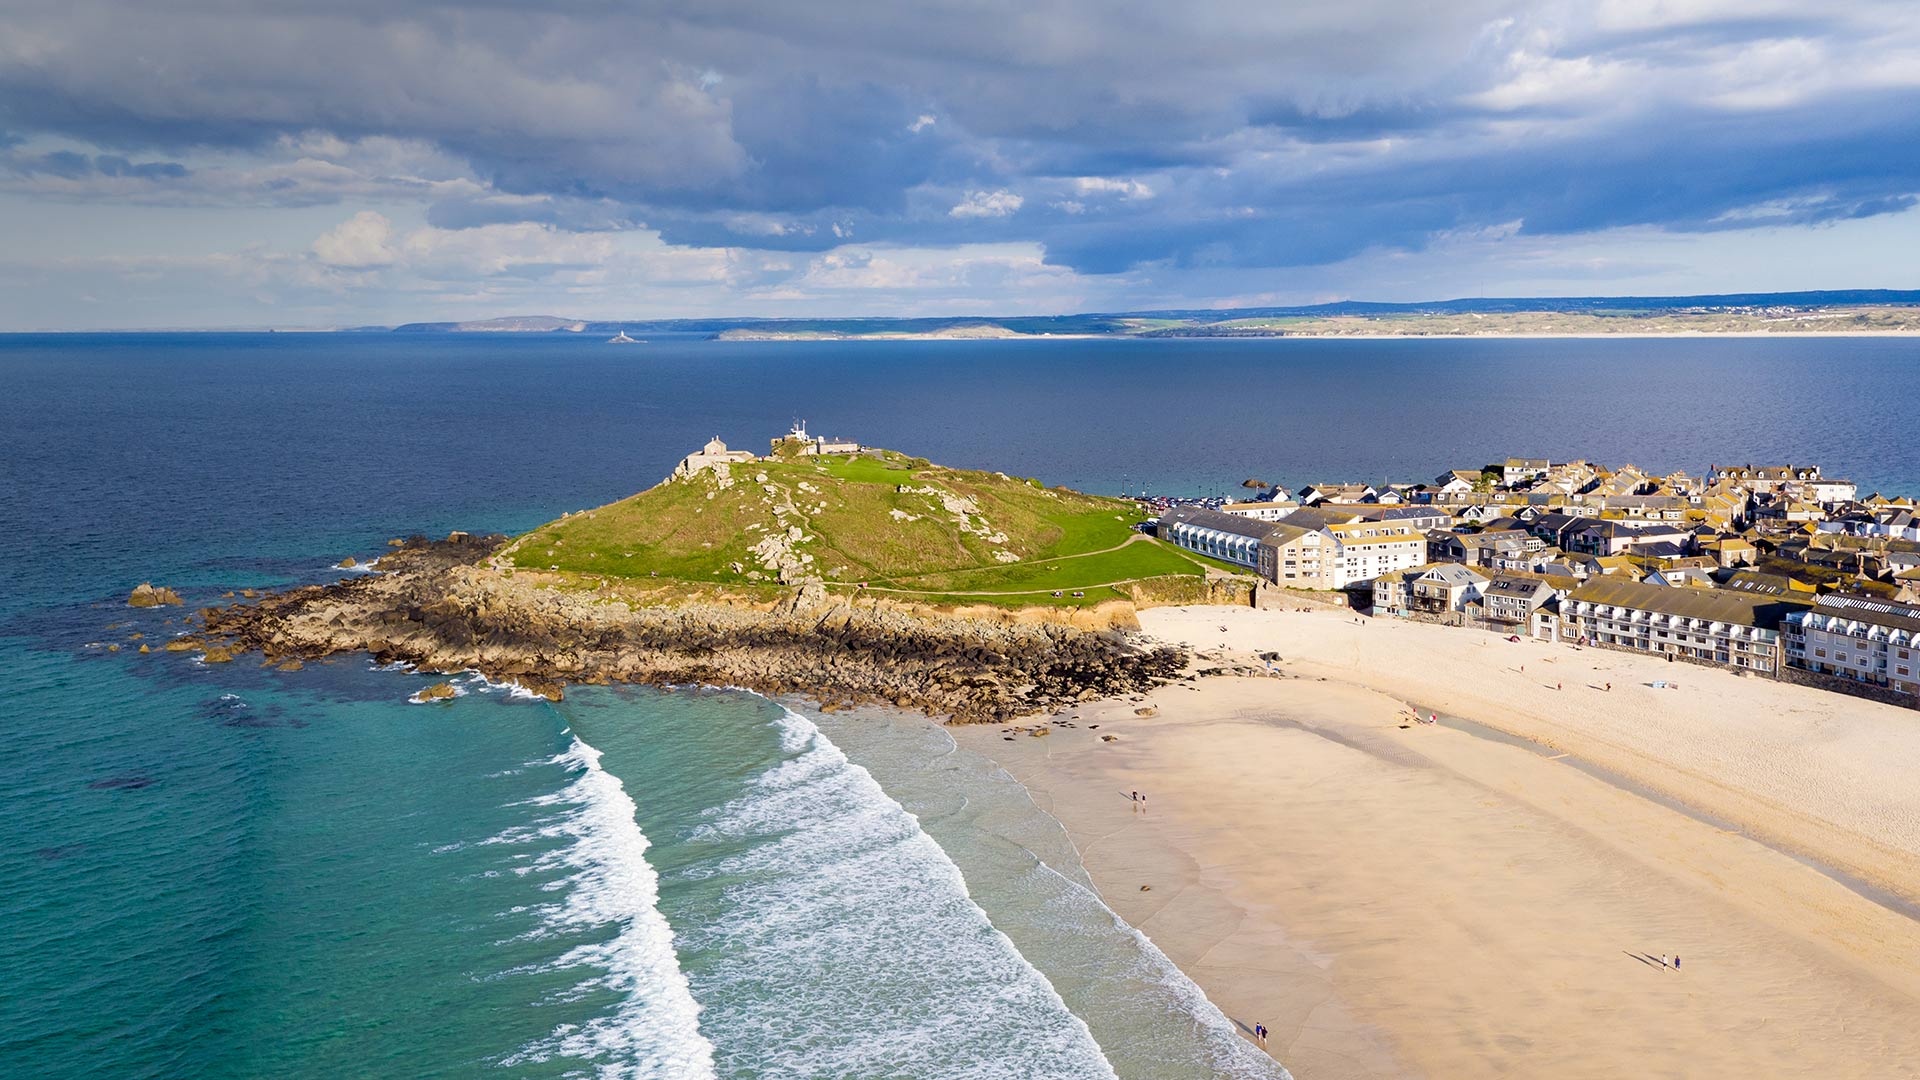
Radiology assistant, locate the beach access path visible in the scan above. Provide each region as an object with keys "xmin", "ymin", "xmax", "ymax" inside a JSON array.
[{"xmin": 954, "ymin": 607, "xmax": 1920, "ymax": 1079}]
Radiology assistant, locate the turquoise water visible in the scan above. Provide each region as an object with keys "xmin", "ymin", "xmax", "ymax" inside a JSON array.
[{"xmin": 8, "ymin": 331, "xmax": 1920, "ymax": 1077}]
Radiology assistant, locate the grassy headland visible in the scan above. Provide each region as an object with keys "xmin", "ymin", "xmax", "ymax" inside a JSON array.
[{"xmin": 500, "ymin": 448, "xmax": 1235, "ymax": 608}]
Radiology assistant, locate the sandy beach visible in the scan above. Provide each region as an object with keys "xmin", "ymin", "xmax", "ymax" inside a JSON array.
[{"xmin": 955, "ymin": 607, "xmax": 1920, "ymax": 1078}]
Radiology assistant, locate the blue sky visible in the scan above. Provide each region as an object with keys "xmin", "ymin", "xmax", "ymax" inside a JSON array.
[{"xmin": 1, "ymin": 0, "xmax": 1917, "ymax": 328}]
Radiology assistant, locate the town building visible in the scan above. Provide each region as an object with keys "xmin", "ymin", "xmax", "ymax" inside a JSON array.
[
  {"xmin": 1563, "ymin": 520, "xmax": 1691, "ymax": 557},
  {"xmin": 1158, "ymin": 506, "xmax": 1419, "ymax": 589},
  {"xmin": 1218, "ymin": 500, "xmax": 1300, "ymax": 522},
  {"xmin": 1156, "ymin": 506, "xmax": 1271, "ymax": 571},
  {"xmin": 1324, "ymin": 521, "xmax": 1427, "ymax": 587},
  {"xmin": 1782, "ymin": 595, "xmax": 1920, "ymax": 702},
  {"xmin": 1559, "ymin": 577, "xmax": 1802, "ymax": 673},
  {"xmin": 1482, "ymin": 574, "xmax": 1563, "ymax": 635},
  {"xmin": 1408, "ymin": 563, "xmax": 1492, "ymax": 614},
  {"xmin": 1367, "ymin": 506, "xmax": 1453, "ymax": 531},
  {"xmin": 1298, "ymin": 482, "xmax": 1378, "ymax": 505},
  {"xmin": 1708, "ymin": 464, "xmax": 1822, "ymax": 493},
  {"xmin": 1257, "ymin": 523, "xmax": 1333, "ymax": 587},
  {"xmin": 1372, "ymin": 562, "xmax": 1488, "ymax": 617},
  {"xmin": 1493, "ymin": 457, "xmax": 1553, "ymax": 484}
]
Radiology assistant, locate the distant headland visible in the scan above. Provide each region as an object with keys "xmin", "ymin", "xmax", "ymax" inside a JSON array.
[{"xmin": 342, "ymin": 289, "xmax": 1920, "ymax": 340}]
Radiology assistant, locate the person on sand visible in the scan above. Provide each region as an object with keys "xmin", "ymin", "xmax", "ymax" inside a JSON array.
[
  {"xmin": 1605, "ymin": 682, "xmax": 1612, "ymax": 692},
  {"xmin": 1557, "ymin": 682, "xmax": 1562, "ymax": 691},
  {"xmin": 1255, "ymin": 1023, "xmax": 1267, "ymax": 1046},
  {"xmin": 1674, "ymin": 955, "xmax": 1681, "ymax": 971}
]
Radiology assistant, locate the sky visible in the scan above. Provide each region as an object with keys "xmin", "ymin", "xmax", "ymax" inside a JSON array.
[{"xmin": 1, "ymin": 0, "xmax": 1918, "ymax": 328}]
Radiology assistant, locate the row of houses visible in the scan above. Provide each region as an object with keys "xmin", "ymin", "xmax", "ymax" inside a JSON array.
[
  {"xmin": 1157, "ymin": 458, "xmax": 1920, "ymax": 708},
  {"xmin": 1158, "ymin": 506, "xmax": 1427, "ymax": 589}
]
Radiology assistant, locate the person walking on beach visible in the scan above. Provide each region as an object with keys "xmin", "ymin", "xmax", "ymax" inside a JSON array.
[
  {"xmin": 1557, "ymin": 681, "xmax": 1562, "ymax": 691},
  {"xmin": 1605, "ymin": 681, "xmax": 1612, "ymax": 692},
  {"xmin": 1673, "ymin": 955, "xmax": 1681, "ymax": 971},
  {"xmin": 1130, "ymin": 790, "xmax": 1140, "ymax": 813},
  {"xmin": 1255, "ymin": 1023, "xmax": 1267, "ymax": 1047}
]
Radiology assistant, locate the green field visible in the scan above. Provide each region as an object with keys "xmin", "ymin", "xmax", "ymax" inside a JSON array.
[{"xmin": 503, "ymin": 447, "xmax": 1241, "ymax": 606}]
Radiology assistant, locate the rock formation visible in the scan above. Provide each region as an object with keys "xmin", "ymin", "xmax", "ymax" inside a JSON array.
[
  {"xmin": 199, "ymin": 535, "xmax": 1185, "ymax": 722},
  {"xmin": 127, "ymin": 583, "xmax": 183, "ymax": 607}
]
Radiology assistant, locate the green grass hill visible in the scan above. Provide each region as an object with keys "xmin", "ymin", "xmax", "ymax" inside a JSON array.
[{"xmin": 501, "ymin": 448, "xmax": 1237, "ymax": 607}]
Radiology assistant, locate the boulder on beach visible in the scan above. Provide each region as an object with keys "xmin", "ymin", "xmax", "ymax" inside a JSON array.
[
  {"xmin": 341, "ymin": 557, "xmax": 357, "ymax": 568},
  {"xmin": 1134, "ymin": 705, "xmax": 1159, "ymax": 717},
  {"xmin": 127, "ymin": 583, "xmax": 183, "ymax": 607},
  {"xmin": 200, "ymin": 648, "xmax": 234, "ymax": 664},
  {"xmin": 163, "ymin": 638, "xmax": 201, "ymax": 652}
]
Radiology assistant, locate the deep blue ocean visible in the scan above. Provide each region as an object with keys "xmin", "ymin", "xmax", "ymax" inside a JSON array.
[{"xmin": 4, "ymin": 332, "xmax": 1917, "ymax": 1079}]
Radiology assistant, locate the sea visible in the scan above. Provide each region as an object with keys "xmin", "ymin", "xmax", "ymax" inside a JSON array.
[{"xmin": 5, "ymin": 332, "xmax": 1918, "ymax": 1079}]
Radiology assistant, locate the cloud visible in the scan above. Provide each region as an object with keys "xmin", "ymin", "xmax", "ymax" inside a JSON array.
[
  {"xmin": 4, "ymin": 0, "xmax": 1920, "ymax": 324},
  {"xmin": 312, "ymin": 211, "xmax": 398, "ymax": 268},
  {"xmin": 1071, "ymin": 177, "xmax": 1154, "ymax": 200},
  {"xmin": 949, "ymin": 190, "xmax": 1024, "ymax": 218}
]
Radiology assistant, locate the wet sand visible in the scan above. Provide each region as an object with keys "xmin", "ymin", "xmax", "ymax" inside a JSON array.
[{"xmin": 955, "ymin": 609, "xmax": 1920, "ymax": 1078}]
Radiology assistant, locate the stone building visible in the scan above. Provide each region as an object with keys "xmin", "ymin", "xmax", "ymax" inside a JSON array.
[{"xmin": 674, "ymin": 436, "xmax": 757, "ymax": 478}]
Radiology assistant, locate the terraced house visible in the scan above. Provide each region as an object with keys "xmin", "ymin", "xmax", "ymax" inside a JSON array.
[
  {"xmin": 1559, "ymin": 577, "xmax": 1803, "ymax": 674},
  {"xmin": 1783, "ymin": 595, "xmax": 1920, "ymax": 703},
  {"xmin": 1157, "ymin": 507, "xmax": 1418, "ymax": 589},
  {"xmin": 1156, "ymin": 506, "xmax": 1271, "ymax": 571}
]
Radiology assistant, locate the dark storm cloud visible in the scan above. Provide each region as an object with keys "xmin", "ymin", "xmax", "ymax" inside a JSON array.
[{"xmin": 1, "ymin": 0, "xmax": 1916, "ymax": 272}]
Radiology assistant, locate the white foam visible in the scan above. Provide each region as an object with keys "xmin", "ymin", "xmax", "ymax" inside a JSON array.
[
  {"xmin": 461, "ymin": 671, "xmax": 547, "ymax": 700},
  {"xmin": 804, "ymin": 715, "xmax": 1292, "ymax": 1080},
  {"xmin": 495, "ymin": 737, "xmax": 718, "ymax": 1079},
  {"xmin": 680, "ymin": 703, "xmax": 1120, "ymax": 1080}
]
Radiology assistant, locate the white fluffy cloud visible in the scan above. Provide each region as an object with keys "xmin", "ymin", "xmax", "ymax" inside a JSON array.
[
  {"xmin": 312, "ymin": 211, "xmax": 398, "ymax": 268},
  {"xmin": 949, "ymin": 190, "xmax": 1024, "ymax": 218}
]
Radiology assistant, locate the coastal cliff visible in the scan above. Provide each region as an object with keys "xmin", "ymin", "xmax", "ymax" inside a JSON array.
[{"xmin": 199, "ymin": 536, "xmax": 1187, "ymax": 721}]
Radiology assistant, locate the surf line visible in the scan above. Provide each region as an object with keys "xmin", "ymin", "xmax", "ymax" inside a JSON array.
[
  {"xmin": 504, "ymin": 729, "xmax": 719, "ymax": 1079},
  {"xmin": 731, "ymin": 690, "xmax": 1124, "ymax": 1079}
]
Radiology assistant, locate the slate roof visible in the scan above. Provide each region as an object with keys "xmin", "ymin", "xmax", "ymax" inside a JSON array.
[
  {"xmin": 1157, "ymin": 505, "xmax": 1278, "ymax": 541},
  {"xmin": 1806, "ymin": 594, "xmax": 1920, "ymax": 634},
  {"xmin": 1568, "ymin": 577, "xmax": 1807, "ymax": 627}
]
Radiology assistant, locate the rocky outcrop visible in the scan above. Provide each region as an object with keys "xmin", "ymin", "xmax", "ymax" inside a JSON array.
[
  {"xmin": 411, "ymin": 682, "xmax": 457, "ymax": 703},
  {"xmin": 199, "ymin": 533, "xmax": 1185, "ymax": 722},
  {"xmin": 128, "ymin": 583, "xmax": 183, "ymax": 607}
]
